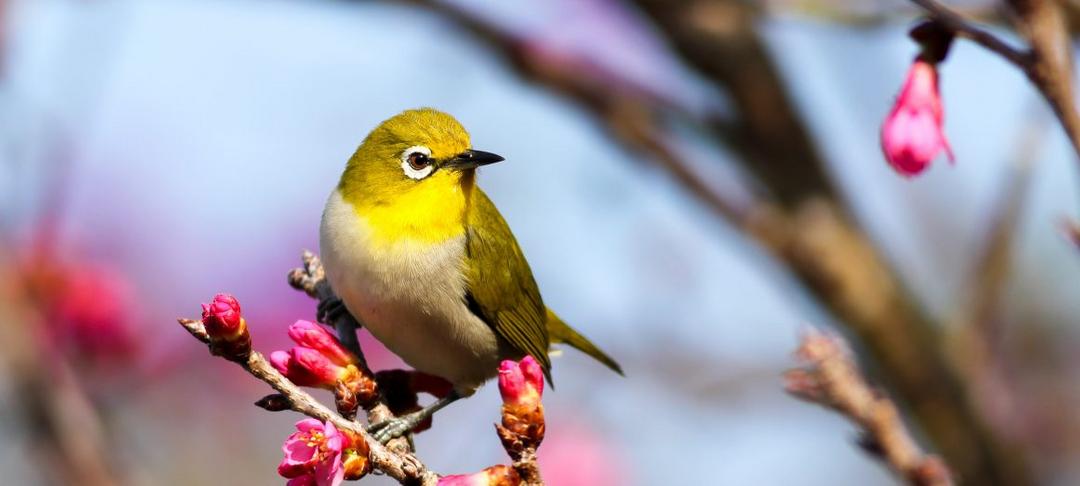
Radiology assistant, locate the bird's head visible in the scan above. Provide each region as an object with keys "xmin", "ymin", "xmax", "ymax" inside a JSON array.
[{"xmin": 339, "ymin": 108, "xmax": 504, "ymax": 205}]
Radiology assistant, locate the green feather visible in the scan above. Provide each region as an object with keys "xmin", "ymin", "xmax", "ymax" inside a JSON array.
[{"xmin": 464, "ymin": 189, "xmax": 622, "ymax": 383}]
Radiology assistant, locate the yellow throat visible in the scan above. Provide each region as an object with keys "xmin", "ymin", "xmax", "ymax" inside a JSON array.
[{"xmin": 337, "ymin": 109, "xmax": 476, "ymax": 247}]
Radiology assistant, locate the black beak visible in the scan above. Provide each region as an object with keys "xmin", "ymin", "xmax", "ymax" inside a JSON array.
[{"xmin": 445, "ymin": 149, "xmax": 505, "ymax": 170}]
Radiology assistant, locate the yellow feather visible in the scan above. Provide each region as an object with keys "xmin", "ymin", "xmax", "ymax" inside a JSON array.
[{"xmin": 337, "ymin": 108, "xmax": 474, "ymax": 246}]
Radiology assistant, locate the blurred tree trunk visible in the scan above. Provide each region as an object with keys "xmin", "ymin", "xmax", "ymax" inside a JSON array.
[{"xmin": 627, "ymin": 2, "xmax": 1032, "ymax": 485}]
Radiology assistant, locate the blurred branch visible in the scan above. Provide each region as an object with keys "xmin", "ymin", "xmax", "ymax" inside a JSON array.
[
  {"xmin": 398, "ymin": 0, "xmax": 756, "ymax": 225},
  {"xmin": 0, "ymin": 261, "xmax": 120, "ymax": 486},
  {"xmin": 177, "ymin": 316, "xmax": 438, "ymax": 485},
  {"xmin": 391, "ymin": 1, "xmax": 1032, "ymax": 484},
  {"xmin": 910, "ymin": 0, "xmax": 1030, "ymax": 66},
  {"xmin": 1005, "ymin": 0, "xmax": 1080, "ymax": 162},
  {"xmin": 912, "ymin": 0, "xmax": 1080, "ymax": 168},
  {"xmin": 615, "ymin": 10, "xmax": 1015, "ymax": 483},
  {"xmin": 765, "ymin": 0, "xmax": 996, "ymax": 26},
  {"xmin": 1064, "ymin": 218, "xmax": 1080, "ymax": 249},
  {"xmin": 287, "ymin": 251, "xmax": 416, "ymax": 454},
  {"xmin": 953, "ymin": 114, "xmax": 1043, "ymax": 350},
  {"xmin": 786, "ymin": 329, "xmax": 953, "ymax": 486},
  {"xmin": 288, "ymin": 252, "xmax": 372, "ymax": 383},
  {"xmin": 630, "ymin": 0, "xmax": 836, "ymax": 207}
]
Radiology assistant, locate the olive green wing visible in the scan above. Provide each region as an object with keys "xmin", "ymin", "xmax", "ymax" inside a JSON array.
[{"xmin": 464, "ymin": 189, "xmax": 552, "ymax": 380}]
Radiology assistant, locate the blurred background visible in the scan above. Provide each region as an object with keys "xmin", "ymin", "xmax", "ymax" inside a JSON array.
[{"xmin": 2, "ymin": 0, "xmax": 1079, "ymax": 485}]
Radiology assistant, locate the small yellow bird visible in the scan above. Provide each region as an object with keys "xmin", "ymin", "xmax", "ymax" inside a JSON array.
[{"xmin": 320, "ymin": 108, "xmax": 621, "ymax": 442}]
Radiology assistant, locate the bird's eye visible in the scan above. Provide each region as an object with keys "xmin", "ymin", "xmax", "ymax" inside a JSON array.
[
  {"xmin": 400, "ymin": 145, "xmax": 435, "ymax": 180},
  {"xmin": 407, "ymin": 152, "xmax": 430, "ymax": 170}
]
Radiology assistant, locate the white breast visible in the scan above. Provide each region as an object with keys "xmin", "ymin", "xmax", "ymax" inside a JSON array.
[{"xmin": 319, "ymin": 190, "xmax": 503, "ymax": 394}]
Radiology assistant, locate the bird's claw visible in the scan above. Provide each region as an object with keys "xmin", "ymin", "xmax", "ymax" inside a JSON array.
[
  {"xmin": 367, "ymin": 415, "xmax": 419, "ymax": 444},
  {"xmin": 317, "ymin": 297, "xmax": 347, "ymax": 324}
]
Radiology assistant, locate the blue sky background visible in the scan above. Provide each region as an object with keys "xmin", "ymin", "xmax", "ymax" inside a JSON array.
[{"xmin": 2, "ymin": 0, "xmax": 1079, "ymax": 484}]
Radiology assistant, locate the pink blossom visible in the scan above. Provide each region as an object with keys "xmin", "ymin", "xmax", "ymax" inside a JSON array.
[
  {"xmin": 278, "ymin": 419, "xmax": 346, "ymax": 486},
  {"xmin": 286, "ymin": 476, "xmax": 316, "ymax": 486},
  {"xmin": 498, "ymin": 356, "xmax": 544, "ymax": 407},
  {"xmin": 286, "ymin": 320, "xmax": 356, "ymax": 367},
  {"xmin": 272, "ymin": 321, "xmax": 363, "ymax": 389},
  {"xmin": 880, "ymin": 59, "xmax": 954, "ymax": 177},
  {"xmin": 51, "ymin": 264, "xmax": 138, "ymax": 362},
  {"xmin": 438, "ymin": 465, "xmax": 520, "ymax": 486},
  {"xmin": 437, "ymin": 472, "xmax": 489, "ymax": 486},
  {"xmin": 538, "ymin": 422, "xmax": 627, "ymax": 486},
  {"xmin": 270, "ymin": 347, "xmax": 346, "ymax": 388},
  {"xmin": 201, "ymin": 293, "xmax": 244, "ymax": 340}
]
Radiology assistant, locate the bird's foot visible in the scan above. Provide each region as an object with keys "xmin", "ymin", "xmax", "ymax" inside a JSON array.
[
  {"xmin": 317, "ymin": 297, "xmax": 348, "ymax": 324},
  {"xmin": 367, "ymin": 392, "xmax": 460, "ymax": 444},
  {"xmin": 367, "ymin": 413, "xmax": 424, "ymax": 444}
]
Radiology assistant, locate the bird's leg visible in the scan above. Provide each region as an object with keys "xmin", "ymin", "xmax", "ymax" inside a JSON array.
[
  {"xmin": 367, "ymin": 391, "xmax": 462, "ymax": 444},
  {"xmin": 316, "ymin": 296, "xmax": 348, "ymax": 324}
]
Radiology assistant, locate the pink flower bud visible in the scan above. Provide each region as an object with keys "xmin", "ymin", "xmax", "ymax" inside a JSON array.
[
  {"xmin": 271, "ymin": 347, "xmax": 345, "ymax": 388},
  {"xmin": 498, "ymin": 356, "xmax": 544, "ymax": 407},
  {"xmin": 287, "ymin": 320, "xmax": 356, "ymax": 367},
  {"xmin": 200, "ymin": 293, "xmax": 243, "ymax": 340},
  {"xmin": 199, "ymin": 293, "xmax": 250, "ymax": 360},
  {"xmin": 881, "ymin": 59, "xmax": 954, "ymax": 177},
  {"xmin": 438, "ymin": 465, "xmax": 521, "ymax": 486}
]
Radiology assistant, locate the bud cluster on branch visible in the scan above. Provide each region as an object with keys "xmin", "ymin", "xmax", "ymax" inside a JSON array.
[{"xmin": 177, "ymin": 253, "xmax": 551, "ymax": 485}]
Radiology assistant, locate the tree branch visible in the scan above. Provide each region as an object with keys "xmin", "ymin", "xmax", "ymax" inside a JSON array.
[
  {"xmin": 177, "ymin": 317, "xmax": 438, "ymax": 485},
  {"xmin": 910, "ymin": 0, "xmax": 1031, "ymax": 66},
  {"xmin": 387, "ymin": 1, "xmax": 1032, "ymax": 484},
  {"xmin": 287, "ymin": 251, "xmax": 417, "ymax": 455},
  {"xmin": 786, "ymin": 329, "xmax": 954, "ymax": 486},
  {"xmin": 913, "ymin": 0, "xmax": 1080, "ymax": 167}
]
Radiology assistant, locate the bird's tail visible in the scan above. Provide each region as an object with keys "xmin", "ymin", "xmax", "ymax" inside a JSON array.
[{"xmin": 545, "ymin": 308, "xmax": 623, "ymax": 376}]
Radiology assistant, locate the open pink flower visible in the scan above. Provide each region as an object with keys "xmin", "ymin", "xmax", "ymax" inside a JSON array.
[
  {"xmin": 278, "ymin": 419, "xmax": 346, "ymax": 486},
  {"xmin": 881, "ymin": 59, "xmax": 954, "ymax": 177},
  {"xmin": 498, "ymin": 355, "xmax": 544, "ymax": 408}
]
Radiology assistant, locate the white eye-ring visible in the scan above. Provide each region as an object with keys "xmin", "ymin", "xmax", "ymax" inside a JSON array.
[{"xmin": 400, "ymin": 145, "xmax": 434, "ymax": 180}]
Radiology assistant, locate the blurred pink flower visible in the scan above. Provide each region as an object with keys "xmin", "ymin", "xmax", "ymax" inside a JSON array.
[
  {"xmin": 437, "ymin": 465, "xmax": 520, "ymax": 486},
  {"xmin": 498, "ymin": 355, "xmax": 544, "ymax": 408},
  {"xmin": 278, "ymin": 419, "xmax": 346, "ymax": 486},
  {"xmin": 880, "ymin": 59, "xmax": 953, "ymax": 177},
  {"xmin": 51, "ymin": 264, "xmax": 138, "ymax": 363},
  {"xmin": 538, "ymin": 422, "xmax": 627, "ymax": 486}
]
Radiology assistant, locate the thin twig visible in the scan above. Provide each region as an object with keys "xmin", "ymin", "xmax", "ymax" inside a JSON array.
[
  {"xmin": 0, "ymin": 253, "xmax": 122, "ymax": 486},
  {"xmin": 913, "ymin": 0, "xmax": 1080, "ymax": 169},
  {"xmin": 288, "ymin": 251, "xmax": 369, "ymax": 369},
  {"xmin": 177, "ymin": 318, "xmax": 437, "ymax": 485},
  {"xmin": 910, "ymin": 0, "xmax": 1031, "ymax": 67},
  {"xmin": 1004, "ymin": 0, "xmax": 1080, "ymax": 164},
  {"xmin": 287, "ymin": 250, "xmax": 419, "ymax": 457},
  {"xmin": 786, "ymin": 329, "xmax": 954, "ymax": 486}
]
